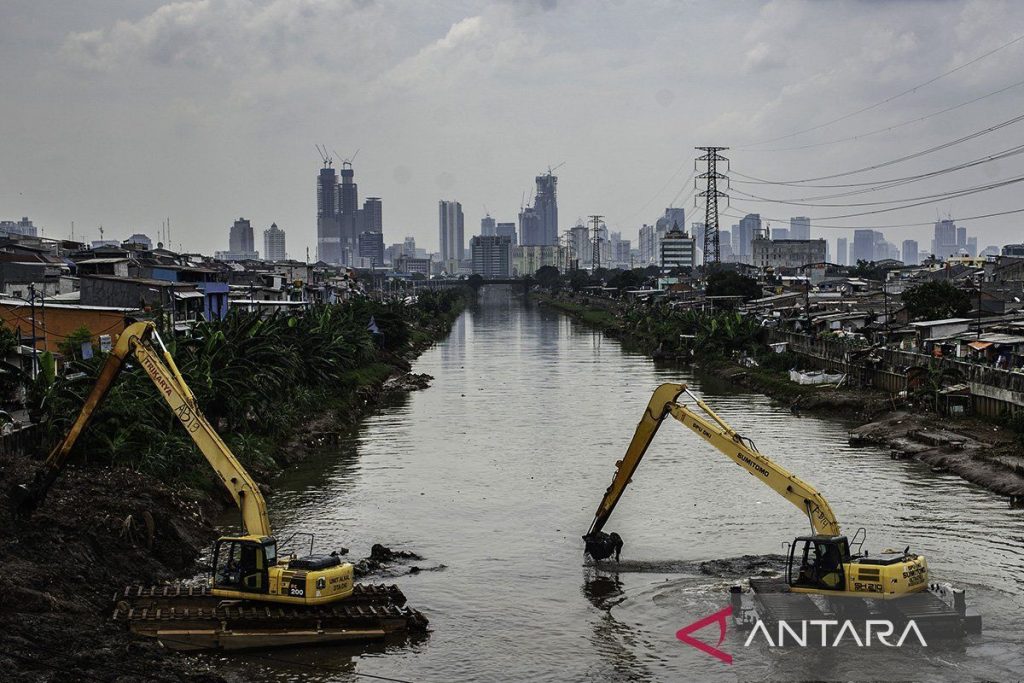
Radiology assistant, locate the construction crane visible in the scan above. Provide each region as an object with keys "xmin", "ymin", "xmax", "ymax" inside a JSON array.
[
  {"xmin": 584, "ymin": 383, "xmax": 932, "ymax": 599},
  {"xmin": 315, "ymin": 144, "xmax": 333, "ymax": 167}
]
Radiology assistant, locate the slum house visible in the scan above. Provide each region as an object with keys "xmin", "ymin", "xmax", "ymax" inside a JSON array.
[{"xmin": 78, "ymin": 275, "xmax": 203, "ymax": 331}]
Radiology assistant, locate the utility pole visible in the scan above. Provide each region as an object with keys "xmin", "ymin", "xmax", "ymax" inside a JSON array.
[
  {"xmin": 589, "ymin": 215, "xmax": 604, "ymax": 272},
  {"xmin": 695, "ymin": 146, "xmax": 729, "ymax": 267},
  {"xmin": 28, "ymin": 283, "xmax": 37, "ymax": 378}
]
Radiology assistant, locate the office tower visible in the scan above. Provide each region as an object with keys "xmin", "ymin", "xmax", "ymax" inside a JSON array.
[
  {"xmin": 692, "ymin": 223, "xmax": 706, "ymax": 251},
  {"xmin": 316, "ymin": 164, "xmax": 341, "ymax": 263},
  {"xmin": 471, "ymin": 235, "xmax": 513, "ymax": 277},
  {"xmin": 901, "ymin": 239, "xmax": 919, "ymax": 266},
  {"xmin": 534, "ymin": 172, "xmax": 559, "ymax": 245},
  {"xmin": 772, "ymin": 227, "xmax": 790, "ymax": 240},
  {"xmin": 836, "ymin": 237, "xmax": 848, "ymax": 266},
  {"xmin": 439, "ymin": 200, "xmax": 465, "ymax": 264},
  {"xmin": 230, "ymin": 218, "xmax": 255, "ymax": 253},
  {"xmin": 358, "ymin": 231, "xmax": 384, "ymax": 266},
  {"xmin": 495, "ymin": 222, "xmax": 517, "ymax": 245},
  {"xmin": 263, "ymin": 222, "xmax": 286, "ymax": 261},
  {"xmin": 789, "ymin": 216, "xmax": 811, "ymax": 241},
  {"xmin": 481, "ymin": 214, "xmax": 496, "ymax": 237},
  {"xmin": 967, "ymin": 236, "xmax": 977, "ymax": 257},
  {"xmin": 639, "ymin": 224, "xmax": 656, "ymax": 264},
  {"xmin": 733, "ymin": 214, "xmax": 760, "ymax": 260},
  {"xmin": 519, "ymin": 205, "xmax": 541, "ymax": 245},
  {"xmin": 852, "ymin": 229, "xmax": 882, "ymax": 263},
  {"xmin": 719, "ymin": 229, "xmax": 733, "ymax": 261},
  {"xmin": 569, "ymin": 222, "xmax": 590, "ymax": 267},
  {"xmin": 363, "ymin": 197, "xmax": 382, "ymax": 233},
  {"xmin": 956, "ymin": 226, "xmax": 967, "ymax": 249},
  {"xmin": 933, "ymin": 219, "xmax": 957, "ymax": 259},
  {"xmin": 660, "ymin": 224, "xmax": 695, "ymax": 270}
]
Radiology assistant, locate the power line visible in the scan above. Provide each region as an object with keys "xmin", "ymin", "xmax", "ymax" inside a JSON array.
[
  {"xmin": 732, "ymin": 171, "xmax": 1024, "ymax": 220},
  {"xmin": 741, "ymin": 76, "xmax": 1024, "ymax": 153},
  {"xmin": 722, "ymin": 205, "xmax": 1024, "ymax": 230},
  {"xmin": 737, "ymin": 31, "xmax": 1024, "ymax": 148},
  {"xmin": 734, "ymin": 111, "xmax": 1024, "ymax": 184},
  {"xmin": 731, "ymin": 142, "xmax": 1024, "ymax": 191},
  {"xmin": 731, "ymin": 168, "xmax": 1024, "ymax": 209}
]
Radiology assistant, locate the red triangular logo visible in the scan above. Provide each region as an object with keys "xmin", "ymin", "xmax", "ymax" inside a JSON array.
[{"xmin": 676, "ymin": 605, "xmax": 733, "ymax": 664}]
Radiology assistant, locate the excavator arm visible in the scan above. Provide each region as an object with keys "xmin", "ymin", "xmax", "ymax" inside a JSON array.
[
  {"xmin": 585, "ymin": 383, "xmax": 840, "ymax": 558},
  {"xmin": 15, "ymin": 321, "xmax": 271, "ymax": 538}
]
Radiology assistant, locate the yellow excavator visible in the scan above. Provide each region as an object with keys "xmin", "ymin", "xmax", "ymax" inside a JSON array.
[
  {"xmin": 15, "ymin": 321, "xmax": 354, "ymax": 606},
  {"xmin": 584, "ymin": 383, "xmax": 930, "ymax": 599}
]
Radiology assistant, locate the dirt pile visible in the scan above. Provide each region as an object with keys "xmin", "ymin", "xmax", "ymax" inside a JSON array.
[
  {"xmin": 0, "ymin": 452, "xmax": 225, "ymax": 682},
  {"xmin": 353, "ymin": 544, "xmax": 424, "ymax": 578},
  {"xmin": 851, "ymin": 412, "xmax": 1024, "ymax": 500}
]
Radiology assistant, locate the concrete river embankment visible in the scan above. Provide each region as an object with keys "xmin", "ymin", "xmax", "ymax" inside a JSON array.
[{"xmin": 227, "ymin": 289, "xmax": 1024, "ymax": 682}]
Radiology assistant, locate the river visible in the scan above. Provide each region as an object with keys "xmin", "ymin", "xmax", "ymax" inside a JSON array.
[{"xmin": 215, "ymin": 288, "xmax": 1024, "ymax": 682}]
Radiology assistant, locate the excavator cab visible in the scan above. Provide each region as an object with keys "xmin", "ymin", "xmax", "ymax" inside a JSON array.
[
  {"xmin": 212, "ymin": 536, "xmax": 275, "ymax": 594},
  {"xmin": 787, "ymin": 535, "xmax": 850, "ymax": 592}
]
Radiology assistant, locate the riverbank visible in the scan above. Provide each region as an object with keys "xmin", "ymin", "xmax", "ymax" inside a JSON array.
[
  {"xmin": 0, "ymin": 290, "xmax": 471, "ymax": 681},
  {"xmin": 535, "ymin": 291, "xmax": 1024, "ymax": 502}
]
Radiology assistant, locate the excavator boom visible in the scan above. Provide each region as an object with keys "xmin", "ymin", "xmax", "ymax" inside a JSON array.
[
  {"xmin": 15, "ymin": 322, "xmax": 270, "ymax": 537},
  {"xmin": 586, "ymin": 383, "xmax": 840, "ymax": 546}
]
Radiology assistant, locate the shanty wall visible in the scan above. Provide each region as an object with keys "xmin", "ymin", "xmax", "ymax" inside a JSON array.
[{"xmin": 771, "ymin": 330, "xmax": 1024, "ymax": 417}]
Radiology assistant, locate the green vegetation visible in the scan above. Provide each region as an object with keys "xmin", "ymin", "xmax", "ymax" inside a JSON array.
[
  {"xmin": 704, "ymin": 269, "xmax": 762, "ymax": 302},
  {"xmin": 37, "ymin": 289, "xmax": 471, "ymax": 484},
  {"xmin": 901, "ymin": 280, "xmax": 972, "ymax": 321}
]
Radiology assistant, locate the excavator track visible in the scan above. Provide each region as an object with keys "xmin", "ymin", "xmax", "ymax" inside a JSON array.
[{"xmin": 112, "ymin": 583, "xmax": 427, "ymax": 651}]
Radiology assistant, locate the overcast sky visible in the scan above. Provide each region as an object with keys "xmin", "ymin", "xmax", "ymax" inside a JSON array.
[{"xmin": 2, "ymin": 0, "xmax": 1023, "ymax": 258}]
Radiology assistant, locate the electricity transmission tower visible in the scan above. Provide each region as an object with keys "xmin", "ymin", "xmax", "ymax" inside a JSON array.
[
  {"xmin": 695, "ymin": 147, "xmax": 729, "ymax": 266},
  {"xmin": 589, "ymin": 215, "xmax": 604, "ymax": 271}
]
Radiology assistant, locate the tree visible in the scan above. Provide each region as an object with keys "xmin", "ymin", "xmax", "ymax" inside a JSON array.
[
  {"xmin": 705, "ymin": 270, "xmax": 761, "ymax": 301},
  {"xmin": 569, "ymin": 270, "xmax": 591, "ymax": 292},
  {"xmin": 59, "ymin": 325, "xmax": 94, "ymax": 359},
  {"xmin": 901, "ymin": 281, "xmax": 971, "ymax": 321},
  {"xmin": 534, "ymin": 265, "xmax": 561, "ymax": 292},
  {"xmin": 608, "ymin": 269, "xmax": 642, "ymax": 291},
  {"xmin": 466, "ymin": 273, "xmax": 484, "ymax": 292}
]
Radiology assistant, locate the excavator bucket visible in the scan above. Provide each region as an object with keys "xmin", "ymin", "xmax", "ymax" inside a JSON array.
[{"xmin": 583, "ymin": 532, "xmax": 623, "ymax": 562}]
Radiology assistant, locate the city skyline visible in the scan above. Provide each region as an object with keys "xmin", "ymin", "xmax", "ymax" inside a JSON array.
[{"xmin": 3, "ymin": 2, "xmax": 1024, "ymax": 260}]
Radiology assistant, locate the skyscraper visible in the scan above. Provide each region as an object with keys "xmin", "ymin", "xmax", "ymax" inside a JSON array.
[
  {"xmin": 789, "ymin": 216, "xmax": 811, "ymax": 241},
  {"xmin": 534, "ymin": 173, "xmax": 559, "ymax": 245},
  {"xmin": 495, "ymin": 222, "xmax": 517, "ymax": 245},
  {"xmin": 230, "ymin": 218, "xmax": 255, "ymax": 253},
  {"xmin": 901, "ymin": 239, "xmax": 919, "ymax": 266},
  {"xmin": 836, "ymin": 237, "xmax": 848, "ymax": 266},
  {"xmin": 358, "ymin": 231, "xmax": 384, "ymax": 266},
  {"xmin": 363, "ymin": 197, "xmax": 382, "ymax": 233},
  {"xmin": 519, "ymin": 205, "xmax": 541, "ymax": 245},
  {"xmin": 263, "ymin": 222, "xmax": 286, "ymax": 261},
  {"xmin": 852, "ymin": 229, "xmax": 884, "ymax": 263},
  {"xmin": 316, "ymin": 164, "xmax": 341, "ymax": 263},
  {"xmin": 481, "ymin": 214, "xmax": 496, "ymax": 237},
  {"xmin": 639, "ymin": 224, "xmax": 656, "ymax": 264},
  {"xmin": 439, "ymin": 200, "xmax": 465, "ymax": 265},
  {"xmin": 734, "ymin": 214, "xmax": 760, "ymax": 261},
  {"xmin": 933, "ymin": 219, "xmax": 957, "ymax": 259},
  {"xmin": 470, "ymin": 235, "xmax": 512, "ymax": 277}
]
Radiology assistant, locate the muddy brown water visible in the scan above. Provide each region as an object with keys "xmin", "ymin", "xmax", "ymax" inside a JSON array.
[{"xmin": 209, "ymin": 289, "xmax": 1024, "ymax": 682}]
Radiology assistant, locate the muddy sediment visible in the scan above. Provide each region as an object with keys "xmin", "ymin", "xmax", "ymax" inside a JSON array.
[
  {"xmin": 851, "ymin": 412, "xmax": 1024, "ymax": 501},
  {"xmin": 0, "ymin": 453, "xmax": 224, "ymax": 682}
]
